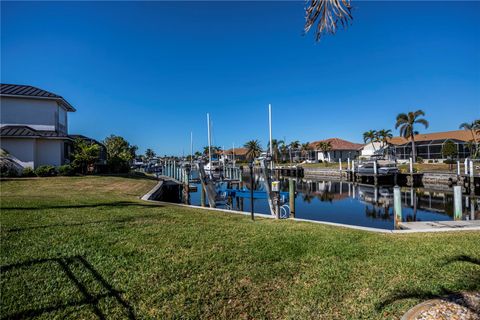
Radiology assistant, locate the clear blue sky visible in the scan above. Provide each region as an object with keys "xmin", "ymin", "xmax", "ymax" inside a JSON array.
[{"xmin": 2, "ymin": 1, "xmax": 479, "ymax": 155}]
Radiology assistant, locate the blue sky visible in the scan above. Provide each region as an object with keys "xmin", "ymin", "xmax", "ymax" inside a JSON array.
[{"xmin": 2, "ymin": 1, "xmax": 479, "ymax": 155}]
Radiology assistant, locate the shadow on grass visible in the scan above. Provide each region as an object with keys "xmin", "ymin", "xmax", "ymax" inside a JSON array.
[
  {"xmin": 1, "ymin": 201, "xmax": 162, "ymax": 212},
  {"xmin": 1, "ymin": 256, "xmax": 136, "ymax": 320},
  {"xmin": 376, "ymin": 255, "xmax": 480, "ymax": 314}
]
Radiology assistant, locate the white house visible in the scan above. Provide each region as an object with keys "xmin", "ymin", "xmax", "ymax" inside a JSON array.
[
  {"xmin": 0, "ymin": 84, "xmax": 76, "ymax": 168},
  {"xmin": 308, "ymin": 138, "xmax": 363, "ymax": 162}
]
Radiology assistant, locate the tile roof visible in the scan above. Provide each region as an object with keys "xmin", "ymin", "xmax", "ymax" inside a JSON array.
[
  {"xmin": 388, "ymin": 130, "xmax": 479, "ymax": 145},
  {"xmin": 309, "ymin": 138, "xmax": 364, "ymax": 151},
  {"xmin": 0, "ymin": 126, "xmax": 70, "ymax": 138},
  {"xmin": 222, "ymin": 147, "xmax": 248, "ymax": 155},
  {"xmin": 0, "ymin": 84, "xmax": 76, "ymax": 111}
]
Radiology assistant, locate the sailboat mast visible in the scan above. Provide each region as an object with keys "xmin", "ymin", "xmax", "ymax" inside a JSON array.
[
  {"xmin": 207, "ymin": 113, "xmax": 212, "ymax": 165},
  {"xmin": 269, "ymin": 104, "xmax": 273, "ymax": 169},
  {"xmin": 190, "ymin": 131, "xmax": 193, "ymax": 166}
]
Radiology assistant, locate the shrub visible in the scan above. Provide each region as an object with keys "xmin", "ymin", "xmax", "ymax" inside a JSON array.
[
  {"xmin": 35, "ymin": 165, "xmax": 57, "ymax": 177},
  {"xmin": 444, "ymin": 159, "xmax": 456, "ymax": 165},
  {"xmin": 22, "ymin": 167, "xmax": 36, "ymax": 177},
  {"xmin": 58, "ymin": 164, "xmax": 75, "ymax": 176},
  {"xmin": 416, "ymin": 156, "xmax": 424, "ymax": 163},
  {"xmin": 428, "ymin": 160, "xmax": 433, "ymax": 163}
]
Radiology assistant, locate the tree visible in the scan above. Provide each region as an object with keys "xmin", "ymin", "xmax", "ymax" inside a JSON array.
[
  {"xmin": 363, "ymin": 130, "xmax": 378, "ymax": 152},
  {"xmin": 300, "ymin": 142, "xmax": 312, "ymax": 160},
  {"xmin": 316, "ymin": 141, "xmax": 332, "ymax": 163},
  {"xmin": 289, "ymin": 140, "xmax": 301, "ymax": 162},
  {"xmin": 103, "ymin": 135, "xmax": 137, "ymax": 173},
  {"xmin": 460, "ymin": 120, "xmax": 479, "ymax": 158},
  {"xmin": 377, "ymin": 129, "xmax": 393, "ymax": 155},
  {"xmin": 395, "ymin": 110, "xmax": 429, "ymax": 163},
  {"xmin": 442, "ymin": 140, "xmax": 458, "ymax": 170},
  {"xmin": 145, "ymin": 148, "xmax": 156, "ymax": 160},
  {"xmin": 244, "ymin": 140, "xmax": 262, "ymax": 162},
  {"xmin": 194, "ymin": 151, "xmax": 203, "ymax": 159},
  {"xmin": 71, "ymin": 138, "xmax": 100, "ymax": 174},
  {"xmin": 305, "ymin": 0, "xmax": 353, "ymax": 42},
  {"xmin": 267, "ymin": 139, "xmax": 284, "ymax": 162}
]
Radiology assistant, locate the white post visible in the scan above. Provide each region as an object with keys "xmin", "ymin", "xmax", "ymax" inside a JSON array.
[
  {"xmin": 352, "ymin": 160, "xmax": 355, "ymax": 174},
  {"xmin": 373, "ymin": 160, "xmax": 378, "ymax": 175},
  {"xmin": 339, "ymin": 159, "xmax": 342, "ymax": 171},
  {"xmin": 457, "ymin": 161, "xmax": 461, "ymax": 176},
  {"xmin": 207, "ymin": 113, "xmax": 212, "ymax": 165},
  {"xmin": 347, "ymin": 158, "xmax": 351, "ymax": 171},
  {"xmin": 470, "ymin": 160, "xmax": 474, "ymax": 181},
  {"xmin": 190, "ymin": 131, "xmax": 193, "ymax": 167},
  {"xmin": 409, "ymin": 157, "xmax": 413, "ymax": 174},
  {"xmin": 465, "ymin": 158, "xmax": 469, "ymax": 175},
  {"xmin": 394, "ymin": 186, "xmax": 402, "ymax": 228},
  {"xmin": 453, "ymin": 185, "xmax": 462, "ymax": 220},
  {"xmin": 268, "ymin": 104, "xmax": 273, "ymax": 170}
]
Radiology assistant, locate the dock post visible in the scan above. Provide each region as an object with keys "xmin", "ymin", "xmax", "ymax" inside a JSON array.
[
  {"xmin": 457, "ymin": 161, "xmax": 461, "ymax": 177},
  {"xmin": 409, "ymin": 157, "xmax": 413, "ymax": 174},
  {"xmin": 347, "ymin": 158, "xmax": 351, "ymax": 171},
  {"xmin": 289, "ymin": 178, "xmax": 295, "ymax": 218},
  {"xmin": 453, "ymin": 185, "xmax": 462, "ymax": 221},
  {"xmin": 200, "ymin": 185, "xmax": 206, "ymax": 207},
  {"xmin": 351, "ymin": 160, "xmax": 355, "ymax": 181},
  {"xmin": 184, "ymin": 168, "xmax": 190, "ymax": 204},
  {"xmin": 373, "ymin": 160, "xmax": 378, "ymax": 185},
  {"xmin": 394, "ymin": 186, "xmax": 402, "ymax": 229},
  {"xmin": 469, "ymin": 160, "xmax": 474, "ymax": 182},
  {"xmin": 465, "ymin": 158, "xmax": 469, "ymax": 175}
]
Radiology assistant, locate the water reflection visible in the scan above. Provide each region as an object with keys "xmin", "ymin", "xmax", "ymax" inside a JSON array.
[{"xmin": 187, "ymin": 174, "xmax": 479, "ymax": 230}]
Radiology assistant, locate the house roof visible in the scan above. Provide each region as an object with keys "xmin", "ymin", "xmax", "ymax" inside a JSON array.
[
  {"xmin": 0, "ymin": 84, "xmax": 76, "ymax": 112},
  {"xmin": 309, "ymin": 138, "xmax": 364, "ymax": 151},
  {"xmin": 0, "ymin": 125, "xmax": 70, "ymax": 139},
  {"xmin": 222, "ymin": 147, "xmax": 248, "ymax": 156},
  {"xmin": 388, "ymin": 129, "xmax": 479, "ymax": 145}
]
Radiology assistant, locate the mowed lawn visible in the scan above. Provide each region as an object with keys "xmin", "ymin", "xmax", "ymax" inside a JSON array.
[{"xmin": 1, "ymin": 176, "xmax": 479, "ymax": 319}]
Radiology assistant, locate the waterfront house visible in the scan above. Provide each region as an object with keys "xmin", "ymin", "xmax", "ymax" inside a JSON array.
[
  {"xmin": 0, "ymin": 84, "xmax": 99, "ymax": 169},
  {"xmin": 221, "ymin": 148, "xmax": 248, "ymax": 163},
  {"xmin": 308, "ymin": 138, "xmax": 363, "ymax": 162}
]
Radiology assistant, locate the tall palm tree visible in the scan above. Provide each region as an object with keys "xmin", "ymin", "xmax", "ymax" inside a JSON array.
[
  {"xmin": 145, "ymin": 148, "xmax": 156, "ymax": 160},
  {"xmin": 244, "ymin": 140, "xmax": 262, "ymax": 162},
  {"xmin": 395, "ymin": 110, "xmax": 429, "ymax": 163},
  {"xmin": 363, "ymin": 130, "xmax": 378, "ymax": 151},
  {"xmin": 316, "ymin": 141, "xmax": 332, "ymax": 162},
  {"xmin": 268, "ymin": 139, "xmax": 284, "ymax": 162},
  {"xmin": 305, "ymin": 0, "xmax": 353, "ymax": 42}
]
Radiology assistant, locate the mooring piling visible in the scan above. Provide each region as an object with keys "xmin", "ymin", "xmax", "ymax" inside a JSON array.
[
  {"xmin": 394, "ymin": 186, "xmax": 402, "ymax": 229},
  {"xmin": 453, "ymin": 185, "xmax": 462, "ymax": 221},
  {"xmin": 289, "ymin": 178, "xmax": 295, "ymax": 218}
]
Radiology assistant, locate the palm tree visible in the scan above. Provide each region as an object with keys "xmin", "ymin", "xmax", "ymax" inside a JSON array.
[
  {"xmin": 300, "ymin": 142, "xmax": 312, "ymax": 161},
  {"xmin": 289, "ymin": 140, "xmax": 301, "ymax": 163},
  {"xmin": 268, "ymin": 139, "xmax": 284, "ymax": 162},
  {"xmin": 459, "ymin": 120, "xmax": 479, "ymax": 146},
  {"xmin": 395, "ymin": 110, "xmax": 429, "ymax": 163},
  {"xmin": 316, "ymin": 141, "xmax": 332, "ymax": 163},
  {"xmin": 377, "ymin": 129, "xmax": 393, "ymax": 155},
  {"xmin": 244, "ymin": 140, "xmax": 262, "ymax": 162},
  {"xmin": 363, "ymin": 130, "xmax": 378, "ymax": 152},
  {"xmin": 305, "ymin": 0, "xmax": 353, "ymax": 42},
  {"xmin": 145, "ymin": 148, "xmax": 156, "ymax": 160}
]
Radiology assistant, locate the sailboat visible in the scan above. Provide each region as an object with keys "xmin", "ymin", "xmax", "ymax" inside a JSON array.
[{"xmin": 204, "ymin": 113, "xmax": 221, "ymax": 173}]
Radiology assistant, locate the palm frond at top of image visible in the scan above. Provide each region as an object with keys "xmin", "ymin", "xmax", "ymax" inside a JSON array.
[{"xmin": 305, "ymin": 0, "xmax": 353, "ymax": 41}]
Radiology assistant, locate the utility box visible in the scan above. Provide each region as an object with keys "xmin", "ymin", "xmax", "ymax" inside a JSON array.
[{"xmin": 271, "ymin": 181, "xmax": 280, "ymax": 192}]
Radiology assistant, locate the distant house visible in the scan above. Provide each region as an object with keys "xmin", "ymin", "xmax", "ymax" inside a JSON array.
[
  {"xmin": 221, "ymin": 147, "xmax": 248, "ymax": 162},
  {"xmin": 0, "ymin": 84, "xmax": 100, "ymax": 169},
  {"xmin": 309, "ymin": 138, "xmax": 363, "ymax": 162},
  {"xmin": 388, "ymin": 130, "xmax": 478, "ymax": 161}
]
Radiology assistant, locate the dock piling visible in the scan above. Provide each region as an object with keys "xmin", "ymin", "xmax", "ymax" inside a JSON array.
[
  {"xmin": 289, "ymin": 179, "xmax": 295, "ymax": 218},
  {"xmin": 394, "ymin": 186, "xmax": 402, "ymax": 229},
  {"xmin": 453, "ymin": 185, "xmax": 462, "ymax": 221}
]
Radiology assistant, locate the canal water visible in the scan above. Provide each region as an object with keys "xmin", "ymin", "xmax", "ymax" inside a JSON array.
[{"xmin": 186, "ymin": 173, "xmax": 479, "ymax": 230}]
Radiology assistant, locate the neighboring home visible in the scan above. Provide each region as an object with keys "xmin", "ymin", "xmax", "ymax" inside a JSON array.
[
  {"xmin": 221, "ymin": 147, "xmax": 248, "ymax": 163},
  {"xmin": 308, "ymin": 138, "xmax": 363, "ymax": 162},
  {"xmin": 0, "ymin": 83, "xmax": 100, "ymax": 169},
  {"xmin": 387, "ymin": 130, "xmax": 478, "ymax": 161},
  {"xmin": 0, "ymin": 84, "xmax": 76, "ymax": 168}
]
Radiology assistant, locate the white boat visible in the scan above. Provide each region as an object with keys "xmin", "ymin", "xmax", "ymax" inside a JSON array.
[{"xmin": 204, "ymin": 160, "xmax": 221, "ymax": 172}]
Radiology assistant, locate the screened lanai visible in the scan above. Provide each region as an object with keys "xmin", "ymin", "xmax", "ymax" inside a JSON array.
[{"xmin": 390, "ymin": 139, "xmax": 473, "ymax": 160}]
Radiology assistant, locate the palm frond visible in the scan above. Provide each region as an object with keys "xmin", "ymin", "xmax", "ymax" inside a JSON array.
[{"xmin": 304, "ymin": 0, "xmax": 353, "ymax": 41}]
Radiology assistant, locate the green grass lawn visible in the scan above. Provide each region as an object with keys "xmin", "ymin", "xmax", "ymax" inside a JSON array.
[{"xmin": 1, "ymin": 176, "xmax": 479, "ymax": 319}]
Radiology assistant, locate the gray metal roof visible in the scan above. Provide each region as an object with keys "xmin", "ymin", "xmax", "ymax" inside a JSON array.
[
  {"xmin": 0, "ymin": 125, "xmax": 70, "ymax": 139},
  {"xmin": 0, "ymin": 84, "xmax": 76, "ymax": 111}
]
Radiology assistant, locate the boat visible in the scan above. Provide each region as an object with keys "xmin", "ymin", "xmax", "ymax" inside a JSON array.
[
  {"xmin": 204, "ymin": 160, "xmax": 221, "ymax": 172},
  {"xmin": 357, "ymin": 160, "xmax": 398, "ymax": 175}
]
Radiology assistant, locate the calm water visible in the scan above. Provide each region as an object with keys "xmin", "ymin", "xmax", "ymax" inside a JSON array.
[{"xmin": 186, "ymin": 173, "xmax": 479, "ymax": 230}]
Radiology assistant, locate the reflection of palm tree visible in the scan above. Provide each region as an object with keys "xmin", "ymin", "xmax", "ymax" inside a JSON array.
[
  {"xmin": 302, "ymin": 193, "xmax": 315, "ymax": 204},
  {"xmin": 318, "ymin": 192, "xmax": 334, "ymax": 203}
]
